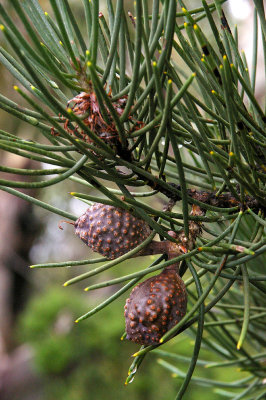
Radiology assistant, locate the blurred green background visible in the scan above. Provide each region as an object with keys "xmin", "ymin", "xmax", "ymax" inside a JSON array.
[{"xmin": 0, "ymin": 1, "xmax": 264, "ymax": 399}]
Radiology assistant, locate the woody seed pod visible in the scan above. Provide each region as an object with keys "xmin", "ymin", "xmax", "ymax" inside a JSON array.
[
  {"xmin": 124, "ymin": 267, "xmax": 187, "ymax": 345},
  {"xmin": 74, "ymin": 203, "xmax": 151, "ymax": 260}
]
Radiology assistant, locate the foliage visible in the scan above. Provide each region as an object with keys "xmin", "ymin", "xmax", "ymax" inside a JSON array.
[
  {"xmin": 16, "ymin": 286, "xmax": 180, "ymax": 400},
  {"xmin": 0, "ymin": 0, "xmax": 265, "ymax": 399},
  {"xmin": 17, "ymin": 285, "xmax": 259, "ymax": 400}
]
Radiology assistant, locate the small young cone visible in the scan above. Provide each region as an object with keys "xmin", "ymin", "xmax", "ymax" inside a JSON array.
[
  {"xmin": 74, "ymin": 203, "xmax": 151, "ymax": 260},
  {"xmin": 124, "ymin": 267, "xmax": 187, "ymax": 345}
]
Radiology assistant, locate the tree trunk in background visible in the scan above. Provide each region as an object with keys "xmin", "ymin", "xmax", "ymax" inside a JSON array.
[{"xmin": 0, "ymin": 155, "xmax": 43, "ymax": 399}]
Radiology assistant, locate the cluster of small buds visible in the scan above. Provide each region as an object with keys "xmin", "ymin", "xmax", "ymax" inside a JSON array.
[{"xmin": 63, "ymin": 89, "xmax": 127, "ymax": 149}]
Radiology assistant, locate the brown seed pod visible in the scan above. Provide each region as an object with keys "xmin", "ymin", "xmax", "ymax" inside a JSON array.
[
  {"xmin": 124, "ymin": 268, "xmax": 187, "ymax": 345},
  {"xmin": 74, "ymin": 203, "xmax": 151, "ymax": 260}
]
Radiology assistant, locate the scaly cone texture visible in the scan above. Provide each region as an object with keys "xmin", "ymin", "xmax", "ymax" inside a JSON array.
[
  {"xmin": 64, "ymin": 88, "xmax": 127, "ymax": 149},
  {"xmin": 74, "ymin": 203, "xmax": 151, "ymax": 260},
  {"xmin": 124, "ymin": 267, "xmax": 187, "ymax": 345}
]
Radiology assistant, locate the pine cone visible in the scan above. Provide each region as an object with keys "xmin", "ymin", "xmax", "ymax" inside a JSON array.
[
  {"xmin": 63, "ymin": 90, "xmax": 127, "ymax": 151},
  {"xmin": 74, "ymin": 203, "xmax": 151, "ymax": 260},
  {"xmin": 124, "ymin": 268, "xmax": 187, "ymax": 345}
]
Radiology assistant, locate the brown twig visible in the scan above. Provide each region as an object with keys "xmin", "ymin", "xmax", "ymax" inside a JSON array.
[
  {"xmin": 146, "ymin": 178, "xmax": 264, "ymax": 213},
  {"xmin": 134, "ymin": 205, "xmax": 205, "ymax": 273}
]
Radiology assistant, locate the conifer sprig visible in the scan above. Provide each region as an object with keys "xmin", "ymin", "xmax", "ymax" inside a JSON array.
[{"xmin": 0, "ymin": 1, "xmax": 265, "ymax": 398}]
